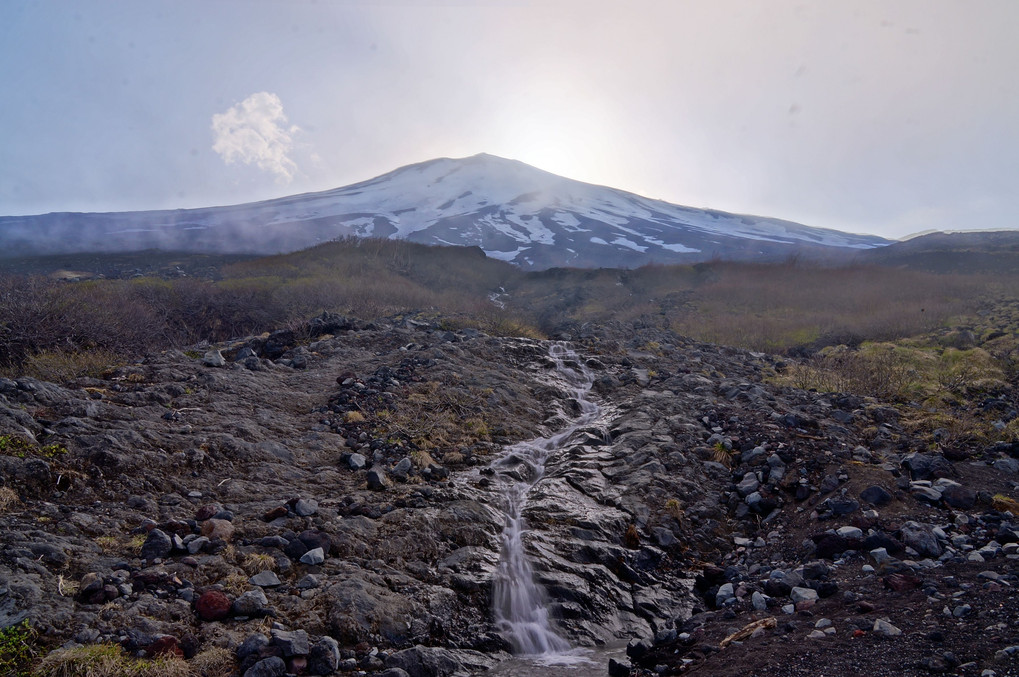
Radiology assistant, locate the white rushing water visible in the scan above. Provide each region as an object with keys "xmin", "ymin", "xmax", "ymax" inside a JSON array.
[{"xmin": 491, "ymin": 342, "xmax": 600, "ymax": 656}]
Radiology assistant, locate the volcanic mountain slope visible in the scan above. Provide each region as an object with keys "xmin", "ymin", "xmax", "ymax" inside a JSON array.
[
  {"xmin": 0, "ymin": 154, "xmax": 889, "ymax": 269},
  {"xmin": 1, "ymin": 314, "xmax": 1018, "ymax": 676}
]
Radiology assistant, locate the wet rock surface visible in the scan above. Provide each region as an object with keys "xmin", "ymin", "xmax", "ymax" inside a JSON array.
[{"xmin": 0, "ymin": 315, "xmax": 1016, "ymax": 675}]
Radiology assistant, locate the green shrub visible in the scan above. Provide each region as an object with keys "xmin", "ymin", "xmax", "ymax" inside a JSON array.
[{"xmin": 0, "ymin": 620, "xmax": 36, "ymax": 677}]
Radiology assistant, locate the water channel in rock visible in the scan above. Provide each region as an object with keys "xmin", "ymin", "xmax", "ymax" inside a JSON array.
[{"xmin": 490, "ymin": 342, "xmax": 603, "ymax": 660}]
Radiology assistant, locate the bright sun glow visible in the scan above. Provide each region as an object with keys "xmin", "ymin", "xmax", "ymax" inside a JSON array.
[{"xmin": 490, "ymin": 87, "xmax": 614, "ymax": 186}]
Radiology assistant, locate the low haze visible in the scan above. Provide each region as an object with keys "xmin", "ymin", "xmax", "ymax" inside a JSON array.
[{"xmin": 1, "ymin": 0, "xmax": 1016, "ymax": 240}]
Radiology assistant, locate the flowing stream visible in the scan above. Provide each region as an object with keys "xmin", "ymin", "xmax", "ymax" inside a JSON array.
[{"xmin": 490, "ymin": 342, "xmax": 601, "ymax": 658}]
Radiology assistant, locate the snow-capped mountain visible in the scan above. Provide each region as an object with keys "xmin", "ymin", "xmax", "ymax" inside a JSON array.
[{"xmin": 0, "ymin": 154, "xmax": 889, "ymax": 268}]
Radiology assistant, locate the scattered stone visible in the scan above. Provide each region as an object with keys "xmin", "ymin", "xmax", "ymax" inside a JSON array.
[
  {"xmin": 250, "ymin": 571, "xmax": 282, "ymax": 588},
  {"xmin": 872, "ymin": 619, "xmax": 902, "ymax": 637},
  {"xmin": 244, "ymin": 656, "xmax": 286, "ymax": 677},
  {"xmin": 366, "ymin": 468, "xmax": 391, "ymax": 491},
  {"xmin": 836, "ymin": 526, "xmax": 864, "ymax": 540},
  {"xmin": 900, "ymin": 521, "xmax": 943, "ymax": 557},
  {"xmin": 202, "ymin": 350, "xmax": 226, "ymax": 367},
  {"xmin": 308, "ymin": 636, "xmax": 341, "ymax": 675},
  {"xmin": 297, "ymin": 574, "xmax": 321, "ymax": 589},
  {"xmin": 200, "ymin": 518, "xmax": 235, "ymax": 542},
  {"xmin": 716, "ymin": 582, "xmax": 735, "ymax": 607},
  {"xmin": 790, "ymin": 587, "xmax": 819, "ymax": 604},
  {"xmin": 385, "ymin": 645, "xmax": 462, "ymax": 677},
  {"xmin": 391, "ymin": 457, "xmax": 413, "ymax": 482},
  {"xmin": 195, "ymin": 590, "xmax": 231, "ymax": 621},
  {"xmin": 271, "ymin": 629, "xmax": 310, "ymax": 656},
  {"xmin": 940, "ymin": 485, "xmax": 976, "ymax": 509},
  {"xmin": 902, "ymin": 453, "xmax": 954, "ymax": 480},
  {"xmin": 294, "ymin": 498, "xmax": 319, "ymax": 516},
  {"xmin": 608, "ymin": 658, "xmax": 633, "ymax": 676},
  {"xmin": 140, "ymin": 529, "xmax": 173, "ymax": 561},
  {"xmin": 232, "ymin": 588, "xmax": 270, "ymax": 616},
  {"xmin": 300, "ymin": 547, "xmax": 325, "ymax": 565}
]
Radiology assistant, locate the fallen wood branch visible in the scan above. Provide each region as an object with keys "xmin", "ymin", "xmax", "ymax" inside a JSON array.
[{"xmin": 720, "ymin": 616, "xmax": 777, "ymax": 648}]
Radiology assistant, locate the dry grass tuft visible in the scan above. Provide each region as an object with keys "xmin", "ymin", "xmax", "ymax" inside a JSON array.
[
  {"xmin": 992, "ymin": 494, "xmax": 1019, "ymax": 516},
  {"xmin": 34, "ymin": 644, "xmax": 191, "ymax": 677},
  {"xmin": 187, "ymin": 648, "xmax": 235, "ymax": 677},
  {"xmin": 0, "ymin": 486, "xmax": 19, "ymax": 512},
  {"xmin": 241, "ymin": 553, "xmax": 277, "ymax": 575}
]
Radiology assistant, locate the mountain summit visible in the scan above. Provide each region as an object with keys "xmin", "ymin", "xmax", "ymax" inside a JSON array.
[{"xmin": 0, "ymin": 154, "xmax": 889, "ymax": 268}]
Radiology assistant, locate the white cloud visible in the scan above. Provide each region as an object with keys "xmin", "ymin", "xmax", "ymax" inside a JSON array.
[{"xmin": 211, "ymin": 92, "xmax": 298, "ymax": 182}]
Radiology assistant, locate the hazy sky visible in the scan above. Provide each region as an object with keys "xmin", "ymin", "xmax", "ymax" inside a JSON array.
[{"xmin": 1, "ymin": 0, "xmax": 1016, "ymax": 239}]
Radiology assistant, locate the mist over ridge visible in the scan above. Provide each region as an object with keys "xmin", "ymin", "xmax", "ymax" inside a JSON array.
[{"xmin": 0, "ymin": 154, "xmax": 890, "ymax": 270}]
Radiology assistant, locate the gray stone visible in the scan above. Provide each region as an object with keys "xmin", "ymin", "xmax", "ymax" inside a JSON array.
[
  {"xmin": 993, "ymin": 458, "xmax": 1019, "ymax": 474},
  {"xmin": 366, "ymin": 468, "xmax": 390, "ymax": 491},
  {"xmin": 900, "ymin": 521, "xmax": 943, "ymax": 557},
  {"xmin": 202, "ymin": 350, "xmax": 226, "ymax": 367},
  {"xmin": 652, "ymin": 527, "xmax": 677, "ymax": 548},
  {"xmin": 391, "ymin": 457, "xmax": 413, "ymax": 482},
  {"xmin": 237, "ymin": 633, "xmax": 270, "ymax": 660},
  {"xmin": 308, "ymin": 636, "xmax": 341, "ymax": 675},
  {"xmin": 902, "ymin": 452, "xmax": 954, "ymax": 480},
  {"xmin": 873, "ymin": 618, "xmax": 902, "ymax": 637},
  {"xmin": 715, "ymin": 582, "xmax": 735, "ymax": 607},
  {"xmin": 271, "ymin": 628, "xmax": 310, "ymax": 656},
  {"xmin": 294, "ymin": 498, "xmax": 319, "ymax": 517},
  {"xmin": 140, "ymin": 529, "xmax": 173, "ymax": 561},
  {"xmin": 751, "ymin": 591, "xmax": 768, "ymax": 611},
  {"xmin": 836, "ymin": 526, "xmax": 864, "ymax": 540},
  {"xmin": 347, "ymin": 453, "xmax": 367, "ymax": 470},
  {"xmin": 244, "ymin": 656, "xmax": 286, "ymax": 677},
  {"xmin": 911, "ymin": 485, "xmax": 943, "ymax": 503},
  {"xmin": 790, "ymin": 587, "xmax": 818, "ymax": 604},
  {"xmin": 384, "ymin": 646, "xmax": 462, "ymax": 677},
  {"xmin": 187, "ymin": 536, "xmax": 210, "ymax": 554},
  {"xmin": 232, "ymin": 588, "xmax": 270, "ymax": 616},
  {"xmin": 870, "ymin": 547, "xmax": 892, "ymax": 564},
  {"xmin": 736, "ymin": 473, "xmax": 760, "ymax": 497},
  {"xmin": 300, "ymin": 547, "xmax": 325, "ymax": 565},
  {"xmin": 249, "ymin": 571, "xmax": 282, "ymax": 587},
  {"xmin": 297, "ymin": 574, "xmax": 321, "ymax": 589},
  {"xmin": 827, "ymin": 497, "xmax": 859, "ymax": 515},
  {"xmin": 819, "ymin": 474, "xmax": 840, "ymax": 494},
  {"xmin": 860, "ymin": 485, "xmax": 892, "ymax": 506},
  {"xmin": 940, "ymin": 485, "xmax": 976, "ymax": 509}
]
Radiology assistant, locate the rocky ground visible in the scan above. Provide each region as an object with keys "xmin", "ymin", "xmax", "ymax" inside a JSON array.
[{"xmin": 1, "ymin": 313, "xmax": 1017, "ymax": 676}]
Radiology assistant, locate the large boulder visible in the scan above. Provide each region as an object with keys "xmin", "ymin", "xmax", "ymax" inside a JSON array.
[
  {"xmin": 384, "ymin": 646, "xmax": 463, "ymax": 677},
  {"xmin": 325, "ymin": 576, "xmax": 415, "ymax": 645}
]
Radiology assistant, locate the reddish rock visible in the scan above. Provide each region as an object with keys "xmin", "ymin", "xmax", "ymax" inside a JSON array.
[
  {"xmin": 196, "ymin": 590, "xmax": 232, "ymax": 621},
  {"xmin": 147, "ymin": 635, "xmax": 184, "ymax": 658},
  {"xmin": 200, "ymin": 518, "xmax": 235, "ymax": 542},
  {"xmin": 264, "ymin": 505, "xmax": 289, "ymax": 521},
  {"xmin": 162, "ymin": 519, "xmax": 192, "ymax": 536},
  {"xmin": 883, "ymin": 573, "xmax": 922, "ymax": 592},
  {"xmin": 194, "ymin": 504, "xmax": 219, "ymax": 521}
]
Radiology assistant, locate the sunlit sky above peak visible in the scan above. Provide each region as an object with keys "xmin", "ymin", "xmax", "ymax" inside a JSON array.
[{"xmin": 1, "ymin": 0, "xmax": 1017, "ymax": 240}]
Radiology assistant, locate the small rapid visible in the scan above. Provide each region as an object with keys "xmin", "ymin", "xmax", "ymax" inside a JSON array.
[{"xmin": 490, "ymin": 342, "xmax": 601, "ymax": 656}]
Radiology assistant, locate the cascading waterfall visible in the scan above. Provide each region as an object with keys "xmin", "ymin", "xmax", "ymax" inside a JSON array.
[{"xmin": 491, "ymin": 342, "xmax": 600, "ymax": 655}]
